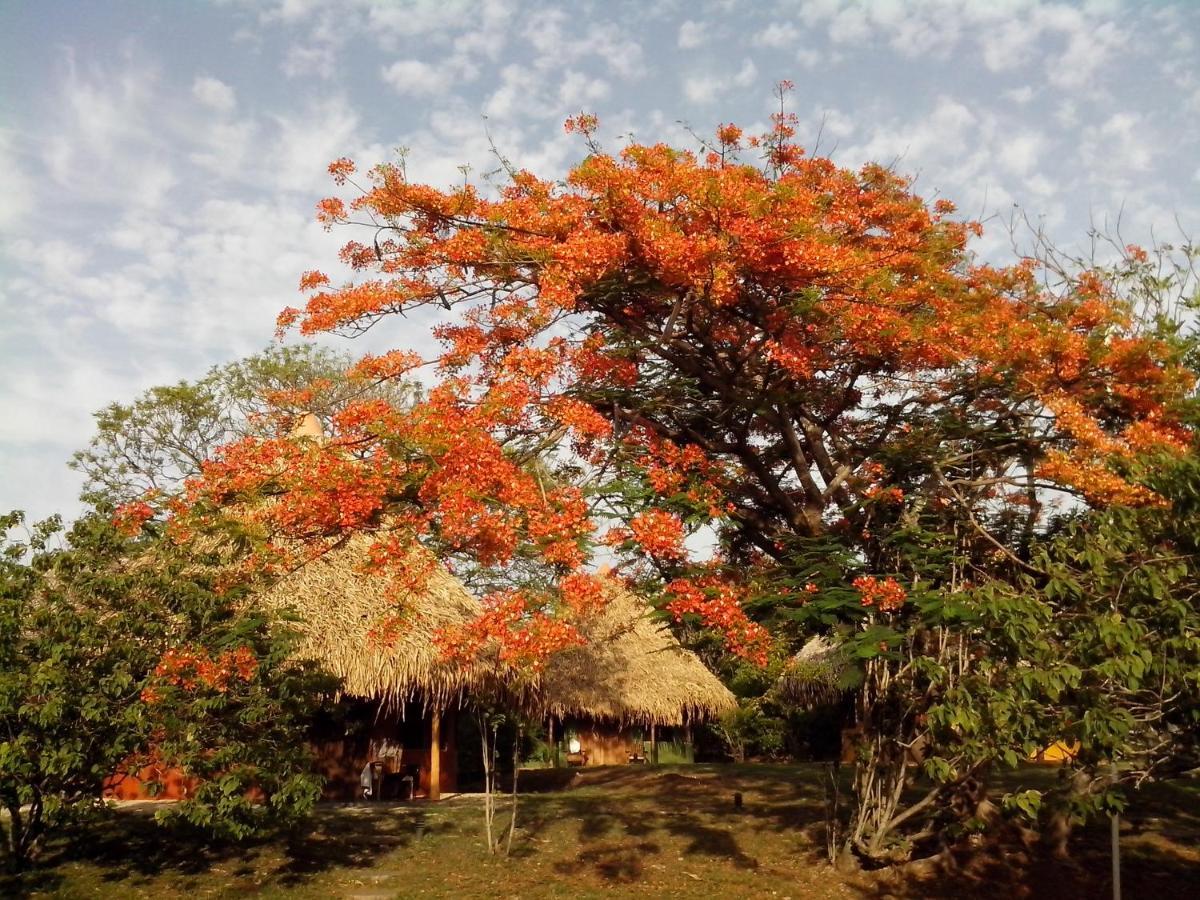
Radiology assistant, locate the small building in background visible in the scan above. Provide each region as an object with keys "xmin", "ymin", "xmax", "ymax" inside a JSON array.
[{"xmin": 252, "ymin": 533, "xmax": 505, "ymax": 801}]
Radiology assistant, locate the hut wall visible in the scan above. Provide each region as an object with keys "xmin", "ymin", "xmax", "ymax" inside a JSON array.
[
  {"xmin": 557, "ymin": 719, "xmax": 695, "ymax": 766},
  {"xmin": 575, "ymin": 719, "xmax": 640, "ymax": 766}
]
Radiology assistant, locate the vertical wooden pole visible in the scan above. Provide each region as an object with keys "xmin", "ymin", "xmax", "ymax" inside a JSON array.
[
  {"xmin": 650, "ymin": 722, "xmax": 658, "ymax": 766},
  {"xmin": 548, "ymin": 717, "xmax": 557, "ymax": 768},
  {"xmin": 429, "ymin": 707, "xmax": 442, "ymax": 801}
]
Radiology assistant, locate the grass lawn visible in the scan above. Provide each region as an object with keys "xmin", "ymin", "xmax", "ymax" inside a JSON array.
[{"xmin": 4, "ymin": 764, "xmax": 1198, "ymax": 899}]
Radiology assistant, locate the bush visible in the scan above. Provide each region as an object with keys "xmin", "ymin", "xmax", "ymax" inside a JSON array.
[{"xmin": 0, "ymin": 511, "xmax": 331, "ymax": 870}]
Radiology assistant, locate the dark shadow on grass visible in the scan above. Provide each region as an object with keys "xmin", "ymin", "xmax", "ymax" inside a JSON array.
[
  {"xmin": 514, "ymin": 763, "xmax": 826, "ymax": 880},
  {"xmin": 552, "ymin": 839, "xmax": 661, "ymax": 882},
  {"xmin": 0, "ymin": 801, "xmax": 456, "ymax": 898}
]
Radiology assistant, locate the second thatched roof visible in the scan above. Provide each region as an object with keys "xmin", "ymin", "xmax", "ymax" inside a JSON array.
[
  {"xmin": 774, "ymin": 635, "xmax": 857, "ymax": 708},
  {"xmin": 537, "ymin": 579, "xmax": 736, "ymax": 726}
]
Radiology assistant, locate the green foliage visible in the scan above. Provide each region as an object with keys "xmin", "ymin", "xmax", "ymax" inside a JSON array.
[
  {"xmin": 986, "ymin": 450, "xmax": 1200, "ymax": 814},
  {"xmin": 714, "ymin": 699, "xmax": 787, "ymax": 763},
  {"xmin": 70, "ymin": 344, "xmax": 418, "ymax": 505},
  {"xmin": 0, "ymin": 510, "xmax": 332, "ymax": 870}
]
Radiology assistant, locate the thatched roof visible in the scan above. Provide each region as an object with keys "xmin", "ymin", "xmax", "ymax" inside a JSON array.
[
  {"xmin": 255, "ymin": 533, "xmax": 733, "ymax": 724},
  {"xmin": 255, "ymin": 533, "xmax": 493, "ymax": 707},
  {"xmin": 774, "ymin": 635, "xmax": 856, "ymax": 708},
  {"xmin": 537, "ymin": 579, "xmax": 736, "ymax": 726}
]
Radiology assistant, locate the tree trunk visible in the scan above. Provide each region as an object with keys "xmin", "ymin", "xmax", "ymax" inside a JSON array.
[
  {"xmin": 478, "ymin": 710, "xmax": 495, "ymax": 854},
  {"xmin": 845, "ymin": 728, "xmax": 913, "ymax": 863},
  {"xmin": 505, "ymin": 722, "xmax": 522, "ymax": 857},
  {"xmin": 822, "ymin": 762, "xmax": 843, "ymax": 866},
  {"xmin": 2, "ymin": 803, "xmax": 21, "ymax": 873}
]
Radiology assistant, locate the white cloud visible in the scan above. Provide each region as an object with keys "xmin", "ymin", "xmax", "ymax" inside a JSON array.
[
  {"xmin": 188, "ymin": 117, "xmax": 256, "ymax": 175},
  {"xmin": 260, "ymin": 0, "xmax": 324, "ymax": 23},
  {"xmin": 0, "ymin": 131, "xmax": 32, "ymax": 233},
  {"xmin": 381, "ymin": 59, "xmax": 447, "ymax": 96},
  {"xmin": 828, "ymin": 5, "xmax": 870, "ymax": 44},
  {"xmin": 192, "ymin": 75, "xmax": 236, "ymax": 112},
  {"xmin": 525, "ymin": 11, "xmax": 645, "ymax": 80},
  {"xmin": 281, "ymin": 42, "xmax": 339, "ymax": 79},
  {"xmin": 797, "ymin": 47, "xmax": 821, "ymax": 68},
  {"xmin": 558, "ymin": 70, "xmax": 610, "ymax": 107},
  {"xmin": 678, "ymin": 19, "xmax": 708, "ymax": 49},
  {"xmin": 1048, "ymin": 18, "xmax": 1127, "ymax": 90},
  {"xmin": 982, "ymin": 19, "xmax": 1039, "ymax": 72},
  {"xmin": 795, "ymin": 0, "xmax": 1132, "ymax": 95},
  {"xmin": 1080, "ymin": 112, "xmax": 1155, "ymax": 182},
  {"xmin": 266, "ymin": 97, "xmax": 366, "ymax": 194},
  {"xmin": 753, "ymin": 23, "xmax": 800, "ymax": 48},
  {"xmin": 683, "ymin": 59, "xmax": 758, "ymax": 105},
  {"xmin": 1004, "ymin": 85, "xmax": 1035, "ymax": 104},
  {"xmin": 998, "ymin": 130, "xmax": 1044, "ymax": 177},
  {"xmin": 810, "ymin": 107, "xmax": 856, "ymax": 145},
  {"xmin": 35, "ymin": 55, "xmax": 179, "ymax": 211},
  {"xmin": 484, "ymin": 64, "xmax": 542, "ymax": 119}
]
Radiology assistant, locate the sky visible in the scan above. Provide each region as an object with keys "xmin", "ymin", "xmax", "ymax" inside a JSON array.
[{"xmin": 1, "ymin": 0, "xmax": 1198, "ymax": 527}]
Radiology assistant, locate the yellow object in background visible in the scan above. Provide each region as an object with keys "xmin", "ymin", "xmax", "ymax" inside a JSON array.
[{"xmin": 1030, "ymin": 741, "xmax": 1080, "ymax": 763}]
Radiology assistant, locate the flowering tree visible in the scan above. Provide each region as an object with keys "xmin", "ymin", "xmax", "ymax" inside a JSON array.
[{"xmin": 166, "ymin": 89, "xmax": 1194, "ymax": 866}]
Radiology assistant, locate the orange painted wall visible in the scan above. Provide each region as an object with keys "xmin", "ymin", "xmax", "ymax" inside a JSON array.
[{"xmin": 103, "ymin": 761, "xmax": 198, "ymax": 801}]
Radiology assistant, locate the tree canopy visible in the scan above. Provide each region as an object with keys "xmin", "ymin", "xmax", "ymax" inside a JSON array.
[
  {"xmin": 155, "ymin": 98, "xmax": 1199, "ymax": 866},
  {"xmin": 72, "ymin": 343, "xmax": 417, "ymax": 506}
]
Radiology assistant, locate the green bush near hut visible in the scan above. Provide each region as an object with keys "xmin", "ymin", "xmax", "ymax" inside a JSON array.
[{"xmin": 0, "ymin": 510, "xmax": 331, "ymax": 872}]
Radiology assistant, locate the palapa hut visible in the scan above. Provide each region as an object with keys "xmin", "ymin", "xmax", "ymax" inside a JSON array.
[
  {"xmin": 262, "ymin": 546, "xmax": 734, "ymax": 788},
  {"xmin": 538, "ymin": 579, "xmax": 736, "ymax": 766},
  {"xmin": 255, "ymin": 533, "xmax": 496, "ymax": 801},
  {"xmin": 108, "ymin": 522, "xmax": 735, "ymax": 800},
  {"xmin": 251, "ymin": 413, "xmax": 733, "ymax": 783},
  {"xmin": 775, "ymin": 636, "xmax": 862, "ymax": 763},
  {"xmin": 271, "ymin": 550, "xmax": 736, "ymax": 782}
]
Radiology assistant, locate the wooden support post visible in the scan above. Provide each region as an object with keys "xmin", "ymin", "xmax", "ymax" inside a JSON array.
[
  {"xmin": 548, "ymin": 717, "xmax": 557, "ymax": 768},
  {"xmin": 650, "ymin": 722, "xmax": 658, "ymax": 766},
  {"xmin": 429, "ymin": 707, "xmax": 442, "ymax": 801}
]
